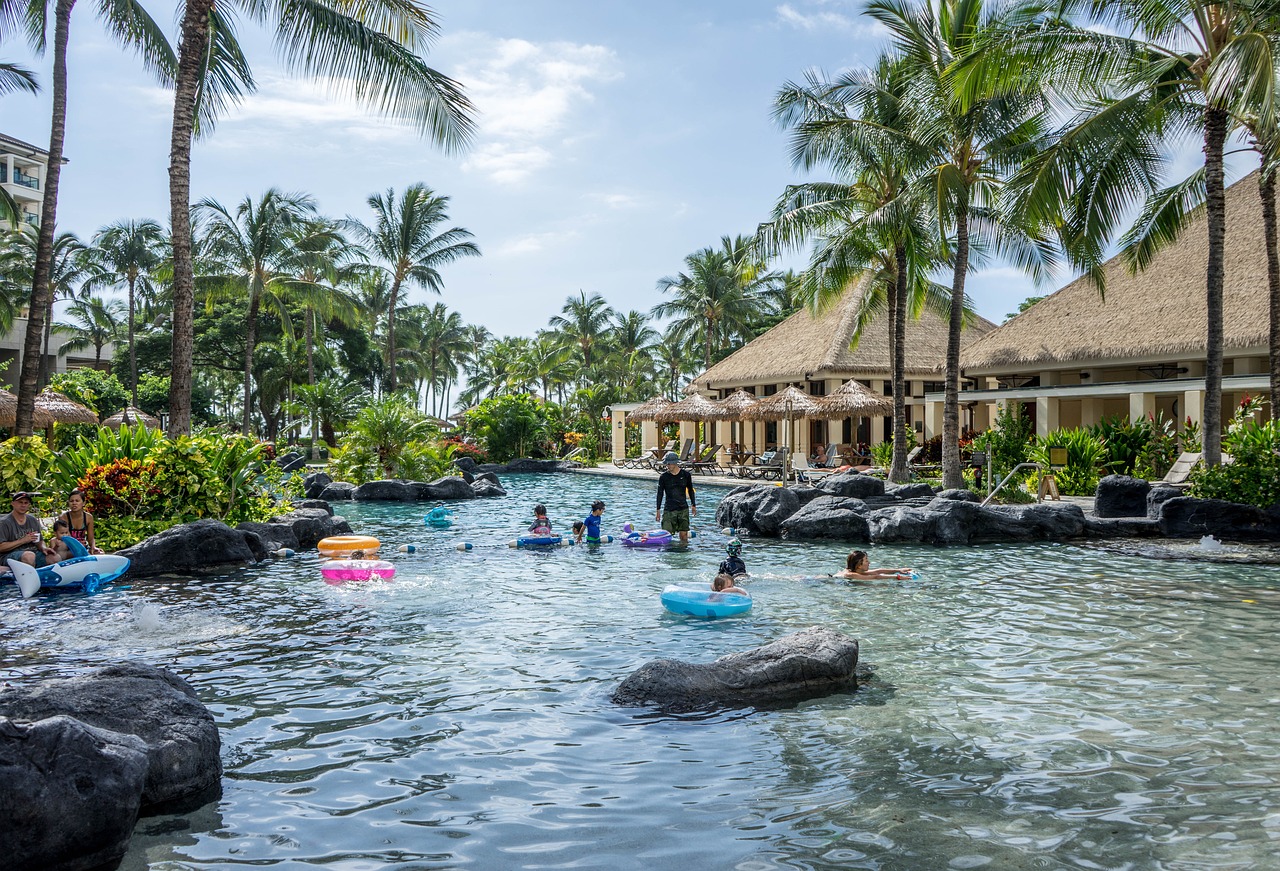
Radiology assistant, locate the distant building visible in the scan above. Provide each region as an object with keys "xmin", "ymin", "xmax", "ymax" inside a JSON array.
[{"xmin": 0, "ymin": 132, "xmax": 55, "ymax": 229}]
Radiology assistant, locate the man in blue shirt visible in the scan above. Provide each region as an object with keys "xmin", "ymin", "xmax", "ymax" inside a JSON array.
[{"xmin": 655, "ymin": 452, "xmax": 696, "ymax": 544}]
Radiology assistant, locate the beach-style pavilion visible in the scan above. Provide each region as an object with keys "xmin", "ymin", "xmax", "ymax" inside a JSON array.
[{"xmin": 939, "ymin": 171, "xmax": 1274, "ymax": 439}]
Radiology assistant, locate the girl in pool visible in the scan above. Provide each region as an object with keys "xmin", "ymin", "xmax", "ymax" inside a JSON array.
[
  {"xmin": 711, "ymin": 572, "xmax": 748, "ymax": 595},
  {"xmin": 529, "ymin": 504, "xmax": 553, "ymax": 536},
  {"xmin": 836, "ymin": 550, "xmax": 913, "ymax": 581},
  {"xmin": 58, "ymin": 488, "xmax": 103, "ymax": 554}
]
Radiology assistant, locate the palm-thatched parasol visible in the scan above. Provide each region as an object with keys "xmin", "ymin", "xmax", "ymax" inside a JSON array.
[
  {"xmin": 627, "ymin": 396, "xmax": 675, "ymax": 422},
  {"xmin": 102, "ymin": 405, "xmax": 162, "ymax": 430},
  {"xmin": 744, "ymin": 386, "xmax": 826, "ymax": 477},
  {"xmin": 712, "ymin": 388, "xmax": 761, "ymax": 451},
  {"xmin": 0, "ymin": 389, "xmax": 56, "ymax": 429},
  {"xmin": 815, "ymin": 380, "xmax": 894, "ymax": 418},
  {"xmin": 665, "ymin": 392, "xmax": 720, "ymax": 421},
  {"xmin": 34, "ymin": 389, "xmax": 99, "ymax": 425}
]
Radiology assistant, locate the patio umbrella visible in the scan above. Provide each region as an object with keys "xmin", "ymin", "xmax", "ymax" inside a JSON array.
[
  {"xmin": 713, "ymin": 388, "xmax": 760, "ymax": 452},
  {"xmin": 627, "ymin": 396, "xmax": 674, "ymax": 422},
  {"xmin": 34, "ymin": 389, "xmax": 99, "ymax": 425},
  {"xmin": 815, "ymin": 380, "xmax": 894, "ymax": 418},
  {"xmin": 665, "ymin": 392, "xmax": 721, "ymax": 452},
  {"xmin": 101, "ymin": 405, "xmax": 162, "ymax": 430},
  {"xmin": 0, "ymin": 388, "xmax": 57, "ymax": 429},
  {"xmin": 744, "ymin": 386, "xmax": 825, "ymax": 478}
]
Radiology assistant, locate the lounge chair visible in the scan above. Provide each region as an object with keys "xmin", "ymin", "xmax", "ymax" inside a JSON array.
[
  {"xmin": 819, "ymin": 442, "xmax": 839, "ymax": 468},
  {"xmin": 1157, "ymin": 450, "xmax": 1231, "ymax": 489},
  {"xmin": 688, "ymin": 444, "xmax": 725, "ymax": 475},
  {"xmin": 729, "ymin": 449, "xmax": 772, "ymax": 478},
  {"xmin": 753, "ymin": 448, "xmax": 789, "ymax": 480},
  {"xmin": 677, "ymin": 438, "xmax": 695, "ymax": 463},
  {"xmin": 792, "ymin": 453, "xmax": 834, "ymax": 483}
]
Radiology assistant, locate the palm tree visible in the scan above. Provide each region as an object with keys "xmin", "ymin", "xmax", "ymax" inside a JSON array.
[
  {"xmin": 2, "ymin": 0, "xmax": 172, "ymax": 435},
  {"xmin": 195, "ymin": 188, "xmax": 316, "ymax": 434},
  {"xmin": 55, "ymin": 294, "xmax": 125, "ymax": 364},
  {"xmin": 0, "ymin": 62, "xmax": 38, "ymax": 230},
  {"xmin": 83, "ymin": 218, "xmax": 167, "ymax": 403},
  {"xmin": 345, "ymin": 185, "xmax": 479, "ymax": 393},
  {"xmin": 548, "ymin": 291, "xmax": 615, "ymax": 374},
  {"xmin": 866, "ymin": 0, "xmax": 1058, "ymax": 488}
]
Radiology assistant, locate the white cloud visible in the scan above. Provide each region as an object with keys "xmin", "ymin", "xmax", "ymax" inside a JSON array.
[
  {"xmin": 599, "ymin": 193, "xmax": 639, "ymax": 210},
  {"xmin": 460, "ymin": 142, "xmax": 552, "ymax": 184},
  {"xmin": 495, "ymin": 228, "xmax": 580, "ymax": 257},
  {"xmin": 775, "ymin": 2, "xmax": 885, "ymax": 37}
]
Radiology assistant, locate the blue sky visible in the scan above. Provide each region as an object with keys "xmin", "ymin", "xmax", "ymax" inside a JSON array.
[{"xmin": 2, "ymin": 0, "xmax": 1233, "ymax": 339}]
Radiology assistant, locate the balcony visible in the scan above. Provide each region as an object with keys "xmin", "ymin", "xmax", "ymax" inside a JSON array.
[
  {"xmin": 12, "ymin": 169, "xmax": 38, "ymax": 190},
  {"xmin": 22, "ymin": 213, "xmax": 38, "ymax": 227}
]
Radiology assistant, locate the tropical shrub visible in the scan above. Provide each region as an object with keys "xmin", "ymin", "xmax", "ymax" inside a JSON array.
[
  {"xmin": 1089, "ymin": 415, "xmax": 1150, "ymax": 477},
  {"xmin": 0, "ymin": 437, "xmax": 55, "ymax": 496},
  {"xmin": 443, "ymin": 436, "xmax": 488, "ymax": 464},
  {"xmin": 328, "ymin": 399, "xmax": 458, "ymax": 484},
  {"xmin": 464, "ymin": 394, "xmax": 553, "ymax": 462},
  {"xmin": 49, "ymin": 368, "xmax": 128, "ymax": 417},
  {"xmin": 973, "ymin": 402, "xmax": 1032, "ymax": 482},
  {"xmin": 1028, "ymin": 427, "xmax": 1106, "ymax": 496},
  {"xmin": 1189, "ymin": 399, "xmax": 1280, "ymax": 508},
  {"xmin": 1180, "ymin": 417, "xmax": 1202, "ymax": 452}
]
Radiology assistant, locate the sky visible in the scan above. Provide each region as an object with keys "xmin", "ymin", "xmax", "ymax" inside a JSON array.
[{"xmin": 0, "ymin": 0, "xmax": 1248, "ymax": 340}]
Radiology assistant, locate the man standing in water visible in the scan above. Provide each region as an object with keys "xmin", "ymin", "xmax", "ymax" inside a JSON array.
[{"xmin": 655, "ymin": 451, "xmax": 697, "ymax": 544}]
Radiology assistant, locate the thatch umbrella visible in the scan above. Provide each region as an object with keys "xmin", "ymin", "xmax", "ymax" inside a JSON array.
[
  {"xmin": 102, "ymin": 405, "xmax": 162, "ymax": 430},
  {"xmin": 627, "ymin": 396, "xmax": 674, "ymax": 422},
  {"xmin": 712, "ymin": 388, "xmax": 760, "ymax": 453},
  {"xmin": 34, "ymin": 389, "xmax": 99, "ymax": 425},
  {"xmin": 0, "ymin": 389, "xmax": 56, "ymax": 429},
  {"xmin": 816, "ymin": 380, "xmax": 894, "ymax": 418},
  {"xmin": 665, "ymin": 392, "xmax": 721, "ymax": 453},
  {"xmin": 744, "ymin": 386, "xmax": 825, "ymax": 477}
]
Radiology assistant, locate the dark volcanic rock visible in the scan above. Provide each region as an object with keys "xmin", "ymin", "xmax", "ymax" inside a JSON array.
[
  {"xmin": 868, "ymin": 498, "xmax": 1087, "ymax": 545},
  {"xmin": 303, "ymin": 471, "xmax": 332, "ymax": 499},
  {"xmin": 118, "ymin": 519, "xmax": 263, "ymax": 576},
  {"xmin": 612, "ymin": 626, "xmax": 860, "ymax": 712},
  {"xmin": 886, "ymin": 482, "xmax": 935, "ymax": 500},
  {"xmin": 319, "ymin": 482, "xmax": 355, "ymax": 501},
  {"xmin": 936, "ymin": 488, "xmax": 981, "ymax": 502},
  {"xmin": 424, "ymin": 476, "xmax": 478, "ymax": 500},
  {"xmin": 0, "ymin": 714, "xmax": 148, "ymax": 871},
  {"xmin": 787, "ymin": 485, "xmax": 831, "ymax": 507},
  {"xmin": 353, "ymin": 480, "xmax": 414, "ymax": 501},
  {"xmin": 818, "ymin": 471, "xmax": 886, "ymax": 499},
  {"xmin": 1147, "ymin": 485, "xmax": 1183, "ymax": 519},
  {"xmin": 0, "ymin": 663, "xmax": 221, "ymax": 809},
  {"xmin": 454, "ymin": 456, "xmax": 479, "ymax": 475},
  {"xmin": 781, "ymin": 496, "xmax": 871, "ymax": 541},
  {"xmin": 276, "ymin": 451, "xmax": 306, "ymax": 473},
  {"xmin": 1157, "ymin": 497, "xmax": 1280, "ymax": 541},
  {"xmin": 472, "ymin": 479, "xmax": 506, "ymax": 498},
  {"xmin": 1095, "ymin": 474, "xmax": 1152, "ymax": 518},
  {"xmin": 1083, "ymin": 516, "xmax": 1163, "ymax": 538},
  {"xmin": 715, "ymin": 485, "xmax": 800, "ymax": 536},
  {"xmin": 272, "ymin": 508, "xmax": 351, "ymax": 549},
  {"xmin": 294, "ymin": 498, "xmax": 333, "ymax": 514},
  {"xmin": 235, "ymin": 520, "xmax": 298, "ymax": 552}
]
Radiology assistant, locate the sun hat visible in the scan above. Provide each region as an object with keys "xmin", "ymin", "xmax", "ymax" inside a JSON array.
[
  {"xmin": 11, "ymin": 491, "xmax": 40, "ymax": 501},
  {"xmin": 663, "ymin": 451, "xmax": 680, "ymax": 465}
]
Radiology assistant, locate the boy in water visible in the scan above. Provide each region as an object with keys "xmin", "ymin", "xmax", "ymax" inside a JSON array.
[
  {"xmin": 580, "ymin": 500, "xmax": 605, "ymax": 544},
  {"xmin": 718, "ymin": 538, "xmax": 747, "ymax": 579},
  {"xmin": 49, "ymin": 519, "xmax": 73, "ymax": 562},
  {"xmin": 711, "ymin": 572, "xmax": 748, "ymax": 595},
  {"xmin": 836, "ymin": 550, "xmax": 913, "ymax": 580}
]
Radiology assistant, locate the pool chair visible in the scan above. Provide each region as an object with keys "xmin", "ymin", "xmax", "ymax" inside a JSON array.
[
  {"xmin": 1158, "ymin": 451, "xmax": 1232, "ymax": 489},
  {"xmin": 687, "ymin": 444, "xmax": 725, "ymax": 475},
  {"xmin": 791, "ymin": 453, "xmax": 834, "ymax": 484},
  {"xmin": 729, "ymin": 449, "xmax": 774, "ymax": 478},
  {"xmin": 753, "ymin": 448, "xmax": 789, "ymax": 480}
]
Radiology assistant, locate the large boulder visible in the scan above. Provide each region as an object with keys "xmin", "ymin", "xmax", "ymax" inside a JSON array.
[
  {"xmin": 303, "ymin": 471, "xmax": 332, "ymax": 499},
  {"xmin": 1147, "ymin": 485, "xmax": 1183, "ymax": 519},
  {"xmin": 423, "ymin": 476, "xmax": 478, "ymax": 501},
  {"xmin": 453, "ymin": 456, "xmax": 479, "ymax": 475},
  {"xmin": 275, "ymin": 451, "xmax": 306, "ymax": 473},
  {"xmin": 714, "ymin": 485, "xmax": 801, "ymax": 536},
  {"xmin": 780, "ymin": 496, "xmax": 872, "ymax": 541},
  {"xmin": 353, "ymin": 480, "xmax": 414, "ymax": 501},
  {"xmin": 936, "ymin": 488, "xmax": 981, "ymax": 502},
  {"xmin": 818, "ymin": 471, "xmax": 886, "ymax": 499},
  {"xmin": 471, "ymin": 479, "xmax": 506, "ymax": 498},
  {"xmin": 1157, "ymin": 497, "xmax": 1280, "ymax": 541},
  {"xmin": 235, "ymin": 519, "xmax": 298, "ymax": 552},
  {"xmin": 787, "ymin": 485, "xmax": 831, "ymax": 507},
  {"xmin": 0, "ymin": 663, "xmax": 221, "ymax": 809},
  {"xmin": 118, "ymin": 519, "xmax": 264, "ymax": 577},
  {"xmin": 294, "ymin": 498, "xmax": 333, "ymax": 515},
  {"xmin": 885, "ymin": 482, "xmax": 935, "ymax": 500},
  {"xmin": 612, "ymin": 627, "xmax": 860, "ymax": 712},
  {"xmin": 1083, "ymin": 516, "xmax": 1163, "ymax": 538},
  {"xmin": 1095, "ymin": 474, "xmax": 1152, "ymax": 518},
  {"xmin": 270, "ymin": 508, "xmax": 352, "ymax": 550},
  {"xmin": 318, "ymin": 482, "xmax": 356, "ymax": 501},
  {"xmin": 868, "ymin": 498, "xmax": 1087, "ymax": 545},
  {"xmin": 0, "ymin": 715, "xmax": 148, "ymax": 871}
]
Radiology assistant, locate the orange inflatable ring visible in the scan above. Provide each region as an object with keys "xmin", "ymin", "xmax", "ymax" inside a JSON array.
[{"xmin": 317, "ymin": 535, "xmax": 380, "ymax": 557}]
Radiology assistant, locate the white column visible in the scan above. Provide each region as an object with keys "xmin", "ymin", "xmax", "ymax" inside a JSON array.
[
  {"xmin": 641, "ymin": 420, "xmax": 658, "ymax": 454},
  {"xmin": 1080, "ymin": 397, "xmax": 1103, "ymax": 428},
  {"xmin": 1035, "ymin": 395, "xmax": 1060, "ymax": 438},
  {"xmin": 1183, "ymin": 390, "xmax": 1204, "ymax": 427},
  {"xmin": 610, "ymin": 409, "xmax": 627, "ymax": 459},
  {"xmin": 1129, "ymin": 391, "xmax": 1156, "ymax": 424}
]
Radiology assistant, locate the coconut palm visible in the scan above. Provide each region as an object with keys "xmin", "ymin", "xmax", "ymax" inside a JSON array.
[
  {"xmin": 0, "ymin": 62, "xmax": 38, "ymax": 229},
  {"xmin": 2, "ymin": 0, "xmax": 172, "ymax": 435},
  {"xmin": 280, "ymin": 217, "xmax": 364, "ymax": 393},
  {"xmin": 55, "ymin": 294, "xmax": 125, "ymax": 364},
  {"xmin": 345, "ymin": 185, "xmax": 478, "ymax": 393},
  {"xmin": 195, "ymin": 188, "xmax": 317, "ymax": 434},
  {"xmin": 548, "ymin": 291, "xmax": 615, "ymax": 374},
  {"xmin": 82, "ymin": 218, "xmax": 167, "ymax": 403}
]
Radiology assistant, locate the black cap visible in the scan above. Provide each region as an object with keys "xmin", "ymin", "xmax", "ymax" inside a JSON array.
[{"xmin": 11, "ymin": 491, "xmax": 40, "ymax": 501}]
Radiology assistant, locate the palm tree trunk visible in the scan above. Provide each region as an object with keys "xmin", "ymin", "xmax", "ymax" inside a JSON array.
[
  {"xmin": 942, "ymin": 204, "xmax": 969, "ymax": 490},
  {"xmin": 385, "ymin": 277, "xmax": 400, "ymax": 393},
  {"xmin": 1262, "ymin": 167, "xmax": 1280, "ymax": 419},
  {"xmin": 40, "ymin": 307, "xmax": 53, "ymax": 389},
  {"xmin": 127, "ymin": 273, "xmax": 138, "ymax": 405},
  {"xmin": 242, "ymin": 288, "xmax": 260, "ymax": 435},
  {"xmin": 1203, "ymin": 107, "xmax": 1228, "ymax": 466},
  {"xmin": 166, "ymin": 0, "xmax": 215, "ymax": 438},
  {"xmin": 16, "ymin": 0, "xmax": 74, "ymax": 436},
  {"xmin": 889, "ymin": 245, "xmax": 909, "ymax": 483}
]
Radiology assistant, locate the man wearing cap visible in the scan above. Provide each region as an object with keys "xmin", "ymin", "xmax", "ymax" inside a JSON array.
[
  {"xmin": 655, "ymin": 452, "xmax": 697, "ymax": 544},
  {"xmin": 1, "ymin": 491, "xmax": 57, "ymax": 567}
]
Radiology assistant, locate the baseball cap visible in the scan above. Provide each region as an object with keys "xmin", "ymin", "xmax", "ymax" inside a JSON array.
[
  {"xmin": 663, "ymin": 451, "xmax": 680, "ymax": 464},
  {"xmin": 11, "ymin": 490, "xmax": 40, "ymax": 501}
]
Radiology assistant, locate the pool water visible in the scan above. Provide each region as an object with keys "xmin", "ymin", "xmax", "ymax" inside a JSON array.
[{"xmin": 3, "ymin": 473, "xmax": 1280, "ymax": 870}]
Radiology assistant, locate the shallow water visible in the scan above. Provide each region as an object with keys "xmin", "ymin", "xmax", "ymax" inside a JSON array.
[{"xmin": 3, "ymin": 473, "xmax": 1280, "ymax": 870}]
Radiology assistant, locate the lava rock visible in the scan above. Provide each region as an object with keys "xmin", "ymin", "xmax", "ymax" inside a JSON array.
[
  {"xmin": 818, "ymin": 471, "xmax": 886, "ymax": 499},
  {"xmin": 868, "ymin": 498, "xmax": 1087, "ymax": 545},
  {"xmin": 424, "ymin": 476, "xmax": 478, "ymax": 500},
  {"xmin": 318, "ymin": 482, "xmax": 356, "ymax": 501},
  {"xmin": 118, "ymin": 519, "xmax": 264, "ymax": 576},
  {"xmin": 453, "ymin": 456, "xmax": 479, "ymax": 475},
  {"xmin": 272, "ymin": 508, "xmax": 352, "ymax": 549},
  {"xmin": 303, "ymin": 471, "xmax": 332, "ymax": 499},
  {"xmin": 885, "ymin": 482, "xmax": 935, "ymax": 500},
  {"xmin": 787, "ymin": 485, "xmax": 832, "ymax": 507},
  {"xmin": 1095, "ymin": 474, "xmax": 1152, "ymax": 518},
  {"xmin": 353, "ymin": 480, "xmax": 414, "ymax": 501},
  {"xmin": 471, "ymin": 479, "xmax": 506, "ymax": 498},
  {"xmin": 612, "ymin": 626, "xmax": 860, "ymax": 712},
  {"xmin": 275, "ymin": 451, "xmax": 306, "ymax": 473},
  {"xmin": 0, "ymin": 663, "xmax": 221, "ymax": 809},
  {"xmin": 1083, "ymin": 516, "xmax": 1163, "ymax": 538},
  {"xmin": 1147, "ymin": 485, "xmax": 1183, "ymax": 519},
  {"xmin": 294, "ymin": 499, "xmax": 333, "ymax": 515},
  {"xmin": 715, "ymin": 485, "xmax": 800, "ymax": 536},
  {"xmin": 0, "ymin": 715, "xmax": 148, "ymax": 871},
  {"xmin": 780, "ymin": 496, "xmax": 871, "ymax": 541},
  {"xmin": 936, "ymin": 488, "xmax": 981, "ymax": 502},
  {"xmin": 1157, "ymin": 497, "xmax": 1280, "ymax": 541}
]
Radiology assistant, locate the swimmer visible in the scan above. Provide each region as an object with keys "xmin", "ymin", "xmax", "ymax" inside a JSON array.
[
  {"xmin": 529, "ymin": 504, "xmax": 552, "ymax": 536},
  {"xmin": 834, "ymin": 550, "xmax": 913, "ymax": 581},
  {"xmin": 712, "ymin": 572, "xmax": 748, "ymax": 595}
]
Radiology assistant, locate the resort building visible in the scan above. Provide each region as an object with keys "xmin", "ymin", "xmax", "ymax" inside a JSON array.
[
  {"xmin": 1, "ymin": 132, "xmax": 52, "ymax": 229},
  {"xmin": 935, "ymin": 171, "xmax": 1273, "ymax": 438},
  {"xmin": 611, "ymin": 289, "xmax": 997, "ymax": 461}
]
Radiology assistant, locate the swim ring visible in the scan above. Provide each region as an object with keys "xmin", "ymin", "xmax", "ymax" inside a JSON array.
[
  {"xmin": 424, "ymin": 506, "xmax": 454, "ymax": 528},
  {"xmin": 621, "ymin": 530, "xmax": 672, "ymax": 548},
  {"xmin": 320, "ymin": 559, "xmax": 396, "ymax": 583},
  {"xmin": 317, "ymin": 535, "xmax": 380, "ymax": 558},
  {"xmin": 660, "ymin": 586, "xmax": 752, "ymax": 618},
  {"xmin": 510, "ymin": 535, "xmax": 564, "ymax": 548}
]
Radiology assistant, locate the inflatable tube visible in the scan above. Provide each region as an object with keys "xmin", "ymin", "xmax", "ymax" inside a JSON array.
[
  {"xmin": 4, "ymin": 554, "xmax": 131, "ymax": 598},
  {"xmin": 317, "ymin": 535, "xmax": 380, "ymax": 557},
  {"xmin": 60, "ymin": 535, "xmax": 89, "ymax": 558},
  {"xmin": 320, "ymin": 559, "xmax": 396, "ymax": 583},
  {"xmin": 660, "ymin": 586, "xmax": 752, "ymax": 618},
  {"xmin": 621, "ymin": 530, "xmax": 672, "ymax": 548},
  {"xmin": 509, "ymin": 535, "xmax": 565, "ymax": 548},
  {"xmin": 424, "ymin": 508, "xmax": 454, "ymax": 528}
]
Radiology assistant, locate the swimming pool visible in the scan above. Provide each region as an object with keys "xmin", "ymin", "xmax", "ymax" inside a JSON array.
[{"xmin": 3, "ymin": 472, "xmax": 1279, "ymax": 870}]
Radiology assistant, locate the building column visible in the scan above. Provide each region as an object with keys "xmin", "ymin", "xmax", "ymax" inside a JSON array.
[
  {"xmin": 1080, "ymin": 397, "xmax": 1103, "ymax": 428},
  {"xmin": 641, "ymin": 420, "xmax": 658, "ymax": 454},
  {"xmin": 610, "ymin": 409, "xmax": 627, "ymax": 459},
  {"xmin": 1035, "ymin": 395, "xmax": 1060, "ymax": 438},
  {"xmin": 1129, "ymin": 391, "xmax": 1156, "ymax": 424},
  {"xmin": 924, "ymin": 399, "xmax": 943, "ymax": 441},
  {"xmin": 1183, "ymin": 390, "xmax": 1204, "ymax": 427}
]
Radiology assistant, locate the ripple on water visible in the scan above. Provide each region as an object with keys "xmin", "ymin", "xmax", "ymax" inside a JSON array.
[{"xmin": 4, "ymin": 474, "xmax": 1280, "ymax": 870}]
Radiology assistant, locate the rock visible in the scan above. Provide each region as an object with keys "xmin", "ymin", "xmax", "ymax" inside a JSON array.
[
  {"xmin": 276, "ymin": 452, "xmax": 306, "ymax": 473},
  {"xmin": 868, "ymin": 498, "xmax": 1087, "ymax": 545},
  {"xmin": 612, "ymin": 626, "xmax": 860, "ymax": 712},
  {"xmin": 1147, "ymin": 485, "xmax": 1183, "ymax": 519},
  {"xmin": 886, "ymin": 482, "xmax": 935, "ymax": 500},
  {"xmin": 787, "ymin": 485, "xmax": 831, "ymax": 507},
  {"xmin": 269, "ymin": 508, "xmax": 352, "ymax": 549},
  {"xmin": 1083, "ymin": 516, "xmax": 1163, "ymax": 538},
  {"xmin": 0, "ymin": 715, "xmax": 148, "ymax": 871},
  {"xmin": 294, "ymin": 498, "xmax": 333, "ymax": 515},
  {"xmin": 424, "ymin": 476, "xmax": 478, "ymax": 501},
  {"xmin": 471, "ymin": 479, "xmax": 506, "ymax": 498},
  {"xmin": 353, "ymin": 480, "xmax": 414, "ymax": 501},
  {"xmin": 780, "ymin": 496, "xmax": 871, "ymax": 541},
  {"xmin": 235, "ymin": 520, "xmax": 298, "ymax": 553},
  {"xmin": 0, "ymin": 663, "xmax": 222, "ymax": 810},
  {"xmin": 818, "ymin": 471, "xmax": 886, "ymax": 499},
  {"xmin": 714, "ymin": 485, "xmax": 800, "ymax": 536},
  {"xmin": 1157, "ymin": 497, "xmax": 1280, "ymax": 541},
  {"xmin": 1095, "ymin": 474, "xmax": 1152, "ymax": 518},
  {"xmin": 118, "ymin": 519, "xmax": 264, "ymax": 577},
  {"xmin": 453, "ymin": 456, "xmax": 479, "ymax": 474},
  {"xmin": 936, "ymin": 488, "xmax": 981, "ymax": 502},
  {"xmin": 474, "ymin": 471, "xmax": 502, "ymax": 486},
  {"xmin": 318, "ymin": 482, "xmax": 355, "ymax": 501},
  {"xmin": 303, "ymin": 471, "xmax": 332, "ymax": 499}
]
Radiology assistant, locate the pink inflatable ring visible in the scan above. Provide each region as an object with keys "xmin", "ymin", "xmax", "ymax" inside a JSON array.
[{"xmin": 320, "ymin": 559, "xmax": 396, "ymax": 583}]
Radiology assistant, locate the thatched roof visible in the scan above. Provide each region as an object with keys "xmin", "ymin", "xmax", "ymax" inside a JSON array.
[
  {"xmin": 0, "ymin": 389, "xmax": 55, "ymax": 429},
  {"xmin": 102, "ymin": 406, "xmax": 161, "ymax": 430},
  {"xmin": 697, "ymin": 286, "xmax": 997, "ymax": 386},
  {"xmin": 628, "ymin": 396, "xmax": 674, "ymax": 422},
  {"xmin": 665, "ymin": 392, "xmax": 720, "ymax": 421},
  {"xmin": 713, "ymin": 388, "xmax": 760, "ymax": 419},
  {"xmin": 817, "ymin": 379, "xmax": 894, "ymax": 418},
  {"xmin": 962, "ymin": 171, "xmax": 1272, "ymax": 372},
  {"xmin": 744, "ymin": 385, "xmax": 826, "ymax": 421},
  {"xmin": 34, "ymin": 389, "xmax": 98, "ymax": 425}
]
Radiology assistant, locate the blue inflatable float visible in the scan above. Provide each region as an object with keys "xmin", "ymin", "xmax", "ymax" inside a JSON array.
[
  {"xmin": 660, "ymin": 586, "xmax": 752, "ymax": 618},
  {"xmin": 509, "ymin": 535, "xmax": 566, "ymax": 548}
]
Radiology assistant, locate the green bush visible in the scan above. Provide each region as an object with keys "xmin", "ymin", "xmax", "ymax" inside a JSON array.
[
  {"xmin": 49, "ymin": 369, "xmax": 128, "ymax": 417},
  {"xmin": 973, "ymin": 402, "xmax": 1032, "ymax": 481},
  {"xmin": 464, "ymin": 394, "xmax": 553, "ymax": 462},
  {"xmin": 0, "ymin": 437, "xmax": 55, "ymax": 496},
  {"xmin": 1189, "ymin": 402, "xmax": 1280, "ymax": 507},
  {"xmin": 328, "ymin": 398, "xmax": 457, "ymax": 484},
  {"xmin": 1029, "ymin": 427, "xmax": 1106, "ymax": 496}
]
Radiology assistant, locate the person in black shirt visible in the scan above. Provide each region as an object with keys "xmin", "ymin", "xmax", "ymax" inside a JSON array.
[
  {"xmin": 718, "ymin": 538, "xmax": 746, "ymax": 578},
  {"xmin": 655, "ymin": 451, "xmax": 696, "ymax": 544}
]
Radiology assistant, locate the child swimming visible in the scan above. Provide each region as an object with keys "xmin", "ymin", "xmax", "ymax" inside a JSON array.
[
  {"xmin": 711, "ymin": 572, "xmax": 748, "ymax": 595},
  {"xmin": 718, "ymin": 538, "xmax": 747, "ymax": 578},
  {"xmin": 835, "ymin": 550, "xmax": 913, "ymax": 581},
  {"xmin": 529, "ymin": 504, "xmax": 552, "ymax": 536},
  {"xmin": 580, "ymin": 500, "xmax": 605, "ymax": 543},
  {"xmin": 49, "ymin": 518, "xmax": 72, "ymax": 562}
]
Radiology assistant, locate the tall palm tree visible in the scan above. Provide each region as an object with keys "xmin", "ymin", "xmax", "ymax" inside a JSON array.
[
  {"xmin": 83, "ymin": 218, "xmax": 167, "ymax": 403},
  {"xmin": 0, "ymin": 62, "xmax": 38, "ymax": 230},
  {"xmin": 2, "ymin": 0, "xmax": 172, "ymax": 435},
  {"xmin": 279, "ymin": 218, "xmax": 362, "ymax": 390},
  {"xmin": 55, "ymin": 294, "xmax": 124, "ymax": 364},
  {"xmin": 548, "ymin": 291, "xmax": 615, "ymax": 374},
  {"xmin": 867, "ymin": 0, "xmax": 1057, "ymax": 488},
  {"xmin": 346, "ymin": 184, "xmax": 479, "ymax": 393},
  {"xmin": 195, "ymin": 188, "xmax": 316, "ymax": 434}
]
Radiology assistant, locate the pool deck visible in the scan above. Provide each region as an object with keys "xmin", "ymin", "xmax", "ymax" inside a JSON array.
[{"xmin": 570, "ymin": 464, "xmax": 1098, "ymax": 512}]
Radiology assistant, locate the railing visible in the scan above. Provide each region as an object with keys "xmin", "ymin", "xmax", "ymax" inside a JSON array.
[
  {"xmin": 981, "ymin": 462, "xmax": 1044, "ymax": 507},
  {"xmin": 13, "ymin": 170, "xmax": 38, "ymax": 189},
  {"xmin": 22, "ymin": 213, "xmax": 38, "ymax": 227}
]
